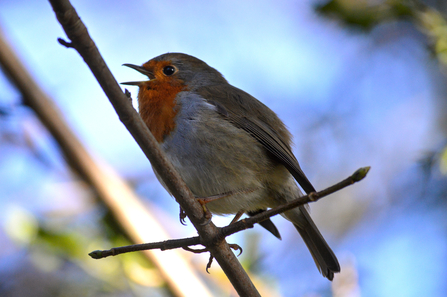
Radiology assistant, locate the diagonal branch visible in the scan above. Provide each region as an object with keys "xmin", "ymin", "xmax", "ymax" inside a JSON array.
[{"xmin": 48, "ymin": 0, "xmax": 261, "ymax": 296}]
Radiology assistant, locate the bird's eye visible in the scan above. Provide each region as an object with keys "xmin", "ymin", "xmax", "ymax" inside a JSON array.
[{"xmin": 162, "ymin": 65, "xmax": 177, "ymax": 76}]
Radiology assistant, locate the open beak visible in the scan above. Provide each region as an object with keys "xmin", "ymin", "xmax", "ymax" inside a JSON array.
[{"xmin": 121, "ymin": 63, "xmax": 154, "ymax": 85}]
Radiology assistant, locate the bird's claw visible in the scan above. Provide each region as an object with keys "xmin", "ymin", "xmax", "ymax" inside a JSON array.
[
  {"xmin": 179, "ymin": 206, "xmax": 187, "ymax": 225},
  {"xmin": 182, "ymin": 242, "xmax": 242, "ymax": 273},
  {"xmin": 206, "ymin": 254, "xmax": 214, "ymax": 274},
  {"xmin": 179, "ymin": 201, "xmax": 212, "ymax": 226},
  {"xmin": 228, "ymin": 243, "xmax": 243, "ymax": 256},
  {"xmin": 196, "ymin": 199, "xmax": 213, "ymax": 223}
]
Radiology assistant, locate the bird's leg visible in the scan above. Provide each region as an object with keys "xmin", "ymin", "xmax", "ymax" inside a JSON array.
[
  {"xmin": 197, "ymin": 188, "xmax": 258, "ymax": 205},
  {"xmin": 177, "ymin": 193, "xmax": 232, "ymax": 225},
  {"xmin": 196, "ymin": 190, "xmax": 238, "ymax": 203},
  {"xmin": 194, "ymin": 191, "xmax": 237, "ymax": 223},
  {"xmin": 230, "ymin": 210, "xmax": 244, "ymax": 224},
  {"xmin": 177, "ymin": 193, "xmax": 231, "ymax": 225}
]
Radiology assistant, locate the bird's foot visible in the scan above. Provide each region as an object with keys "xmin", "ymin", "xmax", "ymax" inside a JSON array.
[{"xmin": 183, "ymin": 243, "xmax": 243, "ymax": 273}]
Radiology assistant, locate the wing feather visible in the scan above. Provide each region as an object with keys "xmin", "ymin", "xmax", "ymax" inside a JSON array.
[{"xmin": 198, "ymin": 85, "xmax": 316, "ymax": 194}]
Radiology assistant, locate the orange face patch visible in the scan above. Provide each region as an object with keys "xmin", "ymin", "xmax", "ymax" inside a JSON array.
[{"xmin": 137, "ymin": 60, "xmax": 186, "ymax": 142}]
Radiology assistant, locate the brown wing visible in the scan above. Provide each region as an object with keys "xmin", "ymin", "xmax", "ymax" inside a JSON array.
[{"xmin": 197, "ymin": 84, "xmax": 316, "ymax": 194}]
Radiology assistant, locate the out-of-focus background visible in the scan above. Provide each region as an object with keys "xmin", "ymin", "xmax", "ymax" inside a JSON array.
[{"xmin": 1, "ymin": 0, "xmax": 447, "ymax": 296}]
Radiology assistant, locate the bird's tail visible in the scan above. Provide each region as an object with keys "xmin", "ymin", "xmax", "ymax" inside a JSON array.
[{"xmin": 286, "ymin": 205, "xmax": 340, "ymax": 280}]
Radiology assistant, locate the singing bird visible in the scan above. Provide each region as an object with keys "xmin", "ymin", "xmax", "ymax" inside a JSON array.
[{"xmin": 122, "ymin": 53, "xmax": 340, "ymax": 280}]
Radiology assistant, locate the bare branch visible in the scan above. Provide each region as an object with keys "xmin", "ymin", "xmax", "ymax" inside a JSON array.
[{"xmin": 90, "ymin": 237, "xmax": 202, "ymax": 259}]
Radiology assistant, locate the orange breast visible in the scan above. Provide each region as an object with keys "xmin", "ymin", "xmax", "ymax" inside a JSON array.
[{"xmin": 138, "ymin": 79, "xmax": 186, "ymax": 142}]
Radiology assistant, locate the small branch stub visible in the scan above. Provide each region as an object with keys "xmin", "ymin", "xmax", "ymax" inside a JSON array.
[{"xmin": 57, "ymin": 37, "xmax": 74, "ymax": 48}]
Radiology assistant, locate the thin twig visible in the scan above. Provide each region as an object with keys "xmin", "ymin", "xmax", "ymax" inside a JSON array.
[{"xmin": 90, "ymin": 237, "xmax": 201, "ymax": 259}]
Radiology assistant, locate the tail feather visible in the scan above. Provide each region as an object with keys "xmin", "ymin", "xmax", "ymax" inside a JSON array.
[{"xmin": 292, "ymin": 206, "xmax": 340, "ymax": 280}]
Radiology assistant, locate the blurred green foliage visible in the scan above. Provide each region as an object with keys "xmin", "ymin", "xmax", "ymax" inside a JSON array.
[
  {"xmin": 316, "ymin": 0, "xmax": 447, "ymax": 68},
  {"xmin": 316, "ymin": 0, "xmax": 415, "ymax": 31}
]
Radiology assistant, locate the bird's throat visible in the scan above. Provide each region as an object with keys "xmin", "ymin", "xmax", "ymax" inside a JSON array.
[{"xmin": 138, "ymin": 81, "xmax": 185, "ymax": 142}]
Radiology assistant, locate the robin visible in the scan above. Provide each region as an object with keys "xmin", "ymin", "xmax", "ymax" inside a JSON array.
[{"xmin": 122, "ymin": 53, "xmax": 340, "ymax": 280}]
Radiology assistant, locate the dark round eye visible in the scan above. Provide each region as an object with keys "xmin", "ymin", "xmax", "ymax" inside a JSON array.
[{"xmin": 163, "ymin": 65, "xmax": 176, "ymax": 76}]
